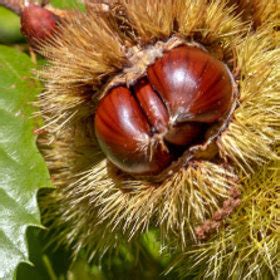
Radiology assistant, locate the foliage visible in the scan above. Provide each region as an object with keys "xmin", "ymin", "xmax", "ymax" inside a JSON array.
[{"xmin": 0, "ymin": 45, "xmax": 51, "ymax": 279}]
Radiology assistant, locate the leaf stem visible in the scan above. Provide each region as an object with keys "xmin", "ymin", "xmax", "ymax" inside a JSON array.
[{"xmin": 42, "ymin": 255, "xmax": 58, "ymax": 280}]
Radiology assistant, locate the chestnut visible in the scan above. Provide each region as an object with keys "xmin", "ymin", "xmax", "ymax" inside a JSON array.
[
  {"xmin": 94, "ymin": 85, "xmax": 173, "ymax": 175},
  {"xmin": 94, "ymin": 44, "xmax": 235, "ymax": 176}
]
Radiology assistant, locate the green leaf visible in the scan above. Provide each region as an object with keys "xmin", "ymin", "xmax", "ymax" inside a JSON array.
[
  {"xmin": 0, "ymin": 7, "xmax": 24, "ymax": 44},
  {"xmin": 0, "ymin": 45, "xmax": 51, "ymax": 279},
  {"xmin": 51, "ymin": 0, "xmax": 85, "ymax": 10},
  {"xmin": 17, "ymin": 227, "xmax": 72, "ymax": 280}
]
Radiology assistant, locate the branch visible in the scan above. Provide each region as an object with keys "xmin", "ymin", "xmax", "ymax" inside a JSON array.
[{"xmin": 0, "ymin": 0, "xmax": 24, "ymax": 15}]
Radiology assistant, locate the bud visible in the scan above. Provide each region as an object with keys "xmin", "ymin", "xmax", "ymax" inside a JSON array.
[{"xmin": 20, "ymin": 4, "xmax": 59, "ymax": 47}]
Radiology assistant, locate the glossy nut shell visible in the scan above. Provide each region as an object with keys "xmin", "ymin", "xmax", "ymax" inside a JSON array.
[{"xmin": 94, "ymin": 44, "xmax": 235, "ymax": 176}]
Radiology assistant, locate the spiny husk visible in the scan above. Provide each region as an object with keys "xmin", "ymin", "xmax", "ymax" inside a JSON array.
[
  {"xmin": 38, "ymin": 0, "xmax": 244, "ymax": 136},
  {"xmin": 38, "ymin": 0, "xmax": 280, "ymax": 277},
  {"xmin": 174, "ymin": 153, "xmax": 280, "ymax": 280},
  {"xmin": 229, "ymin": 0, "xmax": 280, "ymax": 28},
  {"xmin": 169, "ymin": 24, "xmax": 280, "ymax": 279},
  {"xmin": 218, "ymin": 27, "xmax": 280, "ymax": 174}
]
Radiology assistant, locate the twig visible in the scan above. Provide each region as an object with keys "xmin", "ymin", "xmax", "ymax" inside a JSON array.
[
  {"xmin": 0, "ymin": 0, "xmax": 24, "ymax": 15},
  {"xmin": 195, "ymin": 186, "xmax": 241, "ymax": 240}
]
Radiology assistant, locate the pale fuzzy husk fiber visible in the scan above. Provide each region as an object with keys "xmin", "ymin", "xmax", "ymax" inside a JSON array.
[{"xmin": 38, "ymin": 0, "xmax": 280, "ymax": 279}]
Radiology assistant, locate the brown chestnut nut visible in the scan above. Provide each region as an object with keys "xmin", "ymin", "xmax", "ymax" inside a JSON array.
[
  {"xmin": 94, "ymin": 85, "xmax": 173, "ymax": 175},
  {"xmin": 21, "ymin": 4, "xmax": 59, "ymax": 47},
  {"xmin": 147, "ymin": 45, "xmax": 233, "ymax": 123},
  {"xmin": 94, "ymin": 45, "xmax": 234, "ymax": 176}
]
